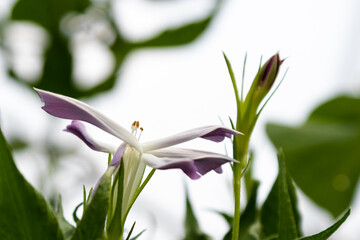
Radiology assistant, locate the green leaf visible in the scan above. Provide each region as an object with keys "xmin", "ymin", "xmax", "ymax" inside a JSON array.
[
  {"xmin": 183, "ymin": 186, "xmax": 212, "ymax": 240},
  {"xmin": 134, "ymin": 0, "xmax": 222, "ymax": 48},
  {"xmin": 277, "ymin": 153, "xmax": 301, "ymax": 240},
  {"xmin": 56, "ymin": 195, "xmax": 75, "ymax": 240},
  {"xmin": 125, "ymin": 222, "xmax": 136, "ymax": 240},
  {"xmin": 297, "ymin": 209, "xmax": 350, "ymax": 240},
  {"xmin": 129, "ymin": 229, "xmax": 145, "ymax": 240},
  {"xmin": 124, "ymin": 222, "xmax": 146, "ymax": 240},
  {"xmin": 238, "ymin": 181, "xmax": 260, "ymax": 240},
  {"xmin": 12, "ymin": 0, "xmax": 89, "ymax": 31},
  {"xmin": 71, "ymin": 167, "xmax": 113, "ymax": 240},
  {"xmin": 221, "ymin": 181, "xmax": 260, "ymax": 240},
  {"xmin": 8, "ymin": 0, "xmax": 223, "ymax": 98},
  {"xmin": 107, "ymin": 160, "xmax": 125, "ymax": 240},
  {"xmin": 266, "ymin": 96, "xmax": 360, "ymax": 217},
  {"xmin": 0, "ymin": 128, "xmax": 63, "ymax": 239},
  {"xmin": 10, "ymin": 0, "xmax": 91, "ymax": 98},
  {"xmin": 260, "ymin": 153, "xmax": 301, "ymax": 240}
]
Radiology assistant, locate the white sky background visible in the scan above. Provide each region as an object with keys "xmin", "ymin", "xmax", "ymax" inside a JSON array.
[{"xmin": 1, "ymin": 0, "xmax": 360, "ymax": 239}]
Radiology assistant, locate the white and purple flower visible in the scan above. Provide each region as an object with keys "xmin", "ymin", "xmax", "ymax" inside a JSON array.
[{"xmin": 35, "ymin": 88, "xmax": 241, "ymax": 180}]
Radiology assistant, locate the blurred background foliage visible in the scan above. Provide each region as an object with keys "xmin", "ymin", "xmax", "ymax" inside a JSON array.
[
  {"xmin": 2, "ymin": 0, "xmax": 221, "ymax": 98},
  {"xmin": 267, "ymin": 96, "xmax": 360, "ymax": 218}
]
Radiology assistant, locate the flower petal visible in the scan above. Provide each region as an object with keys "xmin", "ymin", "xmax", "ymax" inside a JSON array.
[
  {"xmin": 91, "ymin": 143, "xmax": 127, "ymax": 199},
  {"xmin": 214, "ymin": 166, "xmax": 223, "ymax": 174},
  {"xmin": 142, "ymin": 125, "xmax": 242, "ymax": 151},
  {"xmin": 65, "ymin": 120, "xmax": 117, "ymax": 153},
  {"xmin": 142, "ymin": 148, "xmax": 236, "ymax": 179},
  {"xmin": 35, "ymin": 88, "xmax": 142, "ymax": 152},
  {"xmin": 109, "ymin": 143, "xmax": 127, "ymax": 167},
  {"xmin": 142, "ymin": 153, "xmax": 201, "ymax": 179}
]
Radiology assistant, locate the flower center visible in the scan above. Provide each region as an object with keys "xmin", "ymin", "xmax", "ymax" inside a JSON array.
[{"xmin": 131, "ymin": 120, "xmax": 143, "ymax": 140}]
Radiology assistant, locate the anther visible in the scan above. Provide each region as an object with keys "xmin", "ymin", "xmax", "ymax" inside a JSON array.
[
  {"xmin": 138, "ymin": 126, "xmax": 144, "ymax": 140},
  {"xmin": 131, "ymin": 121, "xmax": 137, "ymax": 132},
  {"xmin": 136, "ymin": 121, "xmax": 140, "ymax": 128}
]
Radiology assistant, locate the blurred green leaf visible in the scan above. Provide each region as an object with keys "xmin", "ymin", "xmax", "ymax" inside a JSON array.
[
  {"xmin": 0, "ymin": 128, "xmax": 63, "ymax": 239},
  {"xmin": 266, "ymin": 96, "xmax": 360, "ymax": 217},
  {"xmin": 12, "ymin": 0, "xmax": 89, "ymax": 31},
  {"xmin": 238, "ymin": 180, "xmax": 260, "ymax": 240},
  {"xmin": 297, "ymin": 209, "xmax": 350, "ymax": 240},
  {"xmin": 56, "ymin": 195, "xmax": 75, "ymax": 240},
  {"xmin": 8, "ymin": 136, "xmax": 29, "ymax": 151},
  {"xmin": 125, "ymin": 221, "xmax": 136, "ymax": 240},
  {"xmin": 222, "ymin": 180, "xmax": 260, "ymax": 240},
  {"xmin": 260, "ymin": 153, "xmax": 301, "ymax": 240},
  {"xmin": 277, "ymin": 153, "xmax": 301, "ymax": 240},
  {"xmin": 8, "ymin": 0, "xmax": 223, "ymax": 98},
  {"xmin": 217, "ymin": 211, "xmax": 233, "ymax": 227},
  {"xmin": 134, "ymin": 0, "xmax": 221, "ymax": 48},
  {"xmin": 129, "ymin": 229, "xmax": 145, "ymax": 240},
  {"xmin": 70, "ymin": 168, "xmax": 112, "ymax": 240},
  {"xmin": 183, "ymin": 186, "xmax": 212, "ymax": 240},
  {"xmin": 124, "ymin": 222, "xmax": 145, "ymax": 240},
  {"xmin": 10, "ymin": 0, "xmax": 88, "ymax": 97}
]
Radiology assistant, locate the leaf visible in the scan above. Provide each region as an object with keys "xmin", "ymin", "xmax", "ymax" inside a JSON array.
[
  {"xmin": 221, "ymin": 180, "xmax": 260, "ymax": 240},
  {"xmin": 129, "ymin": 229, "xmax": 145, "ymax": 240},
  {"xmin": 260, "ymin": 153, "xmax": 301, "ymax": 240},
  {"xmin": 238, "ymin": 181, "xmax": 260, "ymax": 240},
  {"xmin": 134, "ymin": 0, "xmax": 222, "ymax": 48},
  {"xmin": 297, "ymin": 209, "xmax": 350, "ymax": 240},
  {"xmin": 0, "ymin": 128, "xmax": 63, "ymax": 239},
  {"xmin": 10, "ymin": 0, "xmax": 91, "ymax": 98},
  {"xmin": 70, "ymin": 167, "xmax": 113, "ymax": 240},
  {"xmin": 183, "ymin": 186, "xmax": 212, "ymax": 240},
  {"xmin": 56, "ymin": 195, "xmax": 75, "ymax": 240},
  {"xmin": 107, "ymin": 160, "xmax": 125, "ymax": 240},
  {"xmin": 11, "ymin": 0, "xmax": 89, "ymax": 31},
  {"xmin": 8, "ymin": 0, "xmax": 223, "ymax": 98},
  {"xmin": 72, "ymin": 202, "xmax": 82, "ymax": 224},
  {"xmin": 277, "ymin": 153, "xmax": 301, "ymax": 240},
  {"xmin": 125, "ymin": 222, "xmax": 136, "ymax": 240},
  {"xmin": 124, "ymin": 222, "xmax": 146, "ymax": 240},
  {"xmin": 266, "ymin": 96, "xmax": 360, "ymax": 217}
]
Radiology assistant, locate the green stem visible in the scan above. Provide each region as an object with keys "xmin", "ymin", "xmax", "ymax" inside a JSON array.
[
  {"xmin": 232, "ymin": 162, "xmax": 242, "ymax": 240},
  {"xmin": 232, "ymin": 133, "xmax": 249, "ymax": 240}
]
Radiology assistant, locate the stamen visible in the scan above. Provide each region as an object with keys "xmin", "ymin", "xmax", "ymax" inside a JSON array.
[
  {"xmin": 138, "ymin": 127, "xmax": 144, "ymax": 140},
  {"xmin": 131, "ymin": 121, "xmax": 137, "ymax": 134},
  {"xmin": 131, "ymin": 121, "xmax": 143, "ymax": 139}
]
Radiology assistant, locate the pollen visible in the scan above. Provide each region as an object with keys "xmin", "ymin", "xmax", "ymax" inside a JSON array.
[
  {"xmin": 131, "ymin": 121, "xmax": 137, "ymax": 132},
  {"xmin": 131, "ymin": 121, "xmax": 144, "ymax": 140}
]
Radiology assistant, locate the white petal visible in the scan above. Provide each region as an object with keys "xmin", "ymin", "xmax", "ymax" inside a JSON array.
[
  {"xmin": 65, "ymin": 120, "xmax": 117, "ymax": 153},
  {"xmin": 141, "ymin": 125, "xmax": 241, "ymax": 151},
  {"xmin": 142, "ymin": 148, "xmax": 236, "ymax": 179},
  {"xmin": 35, "ymin": 88, "xmax": 142, "ymax": 152}
]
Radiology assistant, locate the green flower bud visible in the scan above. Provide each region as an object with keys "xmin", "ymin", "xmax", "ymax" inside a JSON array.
[
  {"xmin": 246, "ymin": 53, "xmax": 283, "ymax": 107},
  {"xmin": 257, "ymin": 53, "xmax": 282, "ymax": 90},
  {"xmin": 241, "ymin": 53, "xmax": 283, "ymax": 128}
]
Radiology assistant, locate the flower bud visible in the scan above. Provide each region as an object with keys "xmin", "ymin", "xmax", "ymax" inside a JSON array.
[
  {"xmin": 257, "ymin": 53, "xmax": 282, "ymax": 90},
  {"xmin": 242, "ymin": 53, "xmax": 283, "ymax": 125},
  {"xmin": 246, "ymin": 53, "xmax": 283, "ymax": 107}
]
